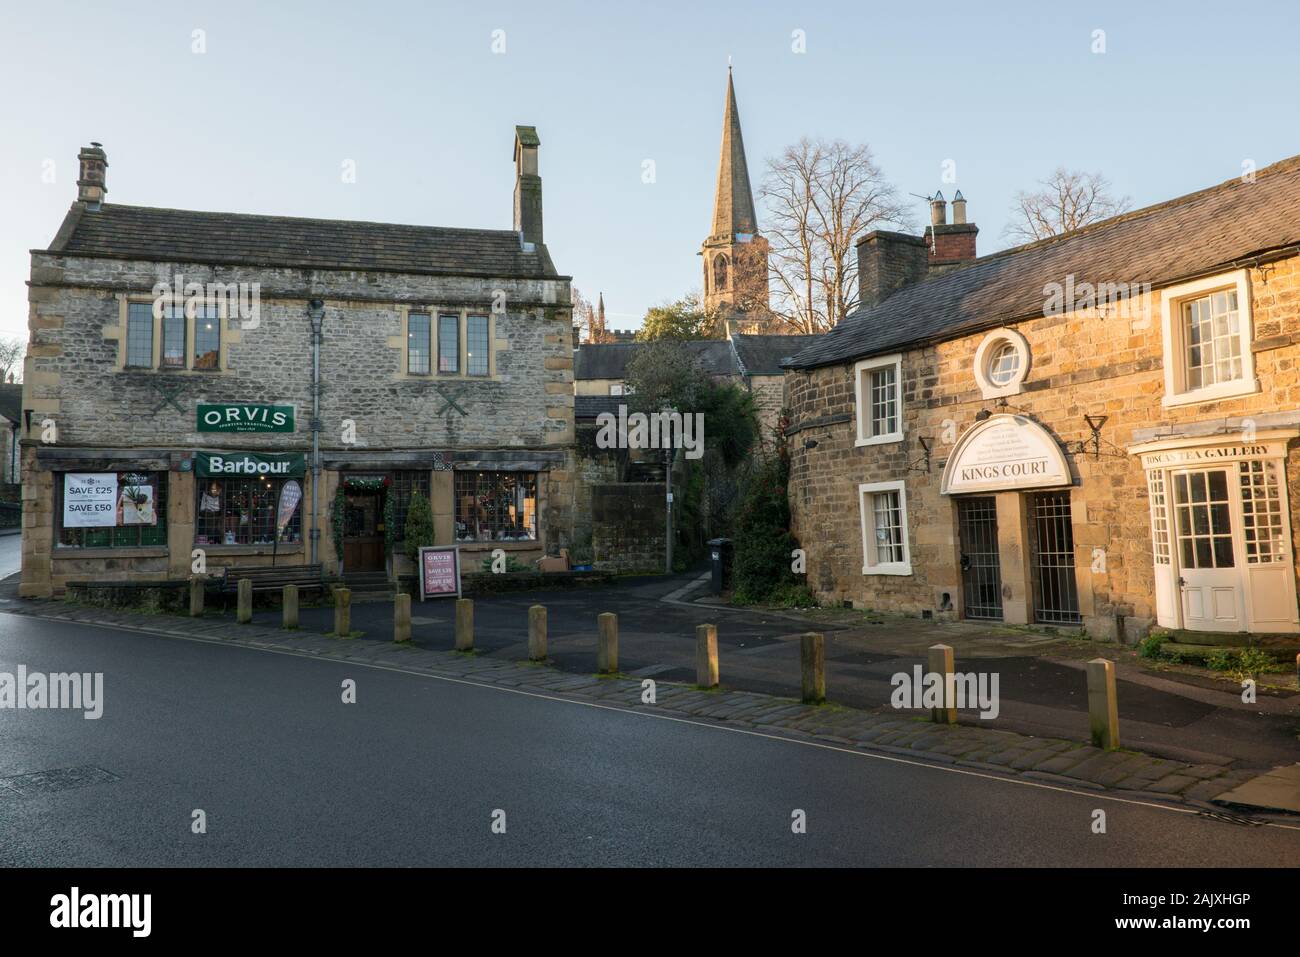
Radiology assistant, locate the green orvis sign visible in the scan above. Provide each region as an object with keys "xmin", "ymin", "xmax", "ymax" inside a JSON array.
[
  {"xmin": 197, "ymin": 403, "xmax": 295, "ymax": 433},
  {"xmin": 194, "ymin": 451, "xmax": 306, "ymax": 478}
]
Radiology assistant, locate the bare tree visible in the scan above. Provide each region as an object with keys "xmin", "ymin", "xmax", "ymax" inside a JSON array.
[
  {"xmin": 0, "ymin": 338, "xmax": 24, "ymax": 383},
  {"xmin": 1005, "ymin": 168, "xmax": 1132, "ymax": 243},
  {"xmin": 760, "ymin": 138, "xmax": 911, "ymax": 334}
]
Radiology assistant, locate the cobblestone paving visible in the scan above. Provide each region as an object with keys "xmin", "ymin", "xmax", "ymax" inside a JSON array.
[{"xmin": 7, "ymin": 601, "xmax": 1268, "ymax": 807}]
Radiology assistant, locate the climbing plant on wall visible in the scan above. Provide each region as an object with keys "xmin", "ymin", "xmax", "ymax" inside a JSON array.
[{"xmin": 331, "ymin": 487, "xmax": 346, "ymax": 562}]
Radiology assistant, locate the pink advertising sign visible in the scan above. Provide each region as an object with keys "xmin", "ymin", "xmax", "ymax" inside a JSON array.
[{"xmin": 419, "ymin": 546, "xmax": 462, "ymax": 600}]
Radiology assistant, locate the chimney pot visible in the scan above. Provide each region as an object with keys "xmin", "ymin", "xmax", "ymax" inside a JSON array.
[
  {"xmin": 929, "ymin": 190, "xmax": 947, "ymax": 227},
  {"xmin": 952, "ymin": 190, "xmax": 967, "ymax": 225}
]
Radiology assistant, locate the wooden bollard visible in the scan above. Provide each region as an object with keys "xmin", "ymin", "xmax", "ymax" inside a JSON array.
[
  {"xmin": 695, "ymin": 623, "xmax": 719, "ymax": 688},
  {"xmin": 597, "ymin": 612, "xmax": 618, "ymax": 673},
  {"xmin": 455, "ymin": 598, "xmax": 474, "ymax": 650},
  {"xmin": 528, "ymin": 604, "xmax": 547, "ymax": 660},
  {"xmin": 282, "ymin": 584, "xmax": 299, "ymax": 629},
  {"xmin": 236, "ymin": 578, "xmax": 252, "ymax": 624},
  {"xmin": 801, "ymin": 632, "xmax": 825, "ymax": 704},
  {"xmin": 928, "ymin": 643, "xmax": 957, "ymax": 724},
  {"xmin": 1086, "ymin": 658, "xmax": 1120, "ymax": 750},
  {"xmin": 334, "ymin": 587, "xmax": 352, "ymax": 637},
  {"xmin": 189, "ymin": 575, "xmax": 205, "ymax": 617},
  {"xmin": 393, "ymin": 593, "xmax": 411, "ymax": 642}
]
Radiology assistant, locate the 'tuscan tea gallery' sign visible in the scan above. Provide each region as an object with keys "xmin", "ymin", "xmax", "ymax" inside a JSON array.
[
  {"xmin": 197, "ymin": 403, "xmax": 294, "ymax": 433},
  {"xmin": 941, "ymin": 414, "xmax": 1071, "ymax": 495}
]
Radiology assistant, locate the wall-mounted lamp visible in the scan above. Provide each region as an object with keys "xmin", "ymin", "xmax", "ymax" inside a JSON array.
[
  {"xmin": 803, "ymin": 438, "xmax": 819, "ymax": 450},
  {"xmin": 974, "ymin": 409, "xmax": 992, "ymax": 422}
]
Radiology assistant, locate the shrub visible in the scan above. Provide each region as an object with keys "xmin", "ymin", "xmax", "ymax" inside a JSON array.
[
  {"xmin": 1137, "ymin": 633, "xmax": 1167, "ymax": 659},
  {"xmin": 731, "ymin": 448, "xmax": 799, "ymax": 604},
  {"xmin": 402, "ymin": 491, "xmax": 435, "ymax": 561}
]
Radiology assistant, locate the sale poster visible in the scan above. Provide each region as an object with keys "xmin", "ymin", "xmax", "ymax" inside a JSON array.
[{"xmin": 419, "ymin": 547, "xmax": 461, "ymax": 600}]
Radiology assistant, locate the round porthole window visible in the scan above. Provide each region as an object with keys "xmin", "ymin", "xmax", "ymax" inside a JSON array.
[
  {"xmin": 987, "ymin": 341, "xmax": 1021, "ymax": 385},
  {"xmin": 973, "ymin": 329, "xmax": 1030, "ymax": 398}
]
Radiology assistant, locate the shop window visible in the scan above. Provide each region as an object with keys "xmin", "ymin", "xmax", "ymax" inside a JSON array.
[
  {"xmin": 195, "ymin": 476, "xmax": 302, "ymax": 546},
  {"xmin": 858, "ymin": 480, "xmax": 911, "ymax": 575},
  {"xmin": 438, "ymin": 314, "xmax": 460, "ymax": 373},
  {"xmin": 466, "ymin": 315, "xmax": 490, "ymax": 376},
  {"xmin": 1160, "ymin": 270, "xmax": 1257, "ymax": 406},
  {"xmin": 854, "ymin": 354, "xmax": 903, "ymax": 446},
  {"xmin": 390, "ymin": 470, "xmax": 431, "ymax": 542},
  {"xmin": 1239, "ymin": 460, "xmax": 1286, "ymax": 564},
  {"xmin": 455, "ymin": 471, "xmax": 537, "ymax": 542},
  {"xmin": 1146, "ymin": 470, "xmax": 1171, "ymax": 565},
  {"xmin": 58, "ymin": 471, "xmax": 168, "ymax": 548}
]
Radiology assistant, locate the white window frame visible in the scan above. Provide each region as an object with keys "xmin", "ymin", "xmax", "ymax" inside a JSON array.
[
  {"xmin": 854, "ymin": 353, "xmax": 903, "ymax": 446},
  {"xmin": 1160, "ymin": 269, "xmax": 1257, "ymax": 407},
  {"xmin": 858, "ymin": 480, "xmax": 912, "ymax": 576},
  {"xmin": 973, "ymin": 328, "xmax": 1030, "ymax": 399}
]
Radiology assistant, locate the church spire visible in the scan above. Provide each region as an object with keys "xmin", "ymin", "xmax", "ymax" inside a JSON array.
[
  {"xmin": 701, "ymin": 67, "xmax": 770, "ymax": 325},
  {"xmin": 710, "ymin": 67, "xmax": 758, "ymax": 240}
]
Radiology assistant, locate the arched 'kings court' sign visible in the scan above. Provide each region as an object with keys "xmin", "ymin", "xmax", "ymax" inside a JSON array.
[{"xmin": 940, "ymin": 414, "xmax": 1072, "ymax": 495}]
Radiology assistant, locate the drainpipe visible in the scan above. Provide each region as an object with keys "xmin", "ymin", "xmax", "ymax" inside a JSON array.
[{"xmin": 307, "ymin": 300, "xmax": 325, "ymax": 568}]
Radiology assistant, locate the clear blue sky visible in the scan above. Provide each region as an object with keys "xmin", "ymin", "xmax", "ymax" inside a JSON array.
[{"xmin": 2, "ymin": 0, "xmax": 1297, "ymax": 341}]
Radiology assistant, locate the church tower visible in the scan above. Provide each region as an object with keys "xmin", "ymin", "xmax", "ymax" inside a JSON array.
[{"xmin": 701, "ymin": 68, "xmax": 770, "ymax": 326}]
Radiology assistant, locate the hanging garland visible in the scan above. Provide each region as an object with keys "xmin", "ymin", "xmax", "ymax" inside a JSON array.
[
  {"xmin": 343, "ymin": 475, "xmax": 391, "ymax": 492},
  {"xmin": 331, "ymin": 487, "xmax": 346, "ymax": 561}
]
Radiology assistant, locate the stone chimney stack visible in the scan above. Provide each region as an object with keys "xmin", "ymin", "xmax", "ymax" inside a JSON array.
[
  {"xmin": 925, "ymin": 190, "xmax": 978, "ymax": 270},
  {"xmin": 77, "ymin": 142, "xmax": 108, "ymax": 208},
  {"xmin": 513, "ymin": 126, "xmax": 543, "ymax": 247},
  {"xmin": 856, "ymin": 230, "xmax": 930, "ymax": 311}
]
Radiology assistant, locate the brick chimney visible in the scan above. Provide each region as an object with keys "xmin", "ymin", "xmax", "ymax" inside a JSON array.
[
  {"xmin": 512, "ymin": 126, "xmax": 542, "ymax": 247},
  {"xmin": 925, "ymin": 190, "xmax": 977, "ymax": 268},
  {"xmin": 856, "ymin": 230, "xmax": 930, "ymax": 311},
  {"xmin": 77, "ymin": 142, "xmax": 107, "ymax": 208}
]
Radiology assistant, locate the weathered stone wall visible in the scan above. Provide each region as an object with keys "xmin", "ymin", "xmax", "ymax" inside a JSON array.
[
  {"xmin": 22, "ymin": 252, "xmax": 575, "ymax": 596},
  {"xmin": 591, "ymin": 483, "xmax": 665, "ymax": 573},
  {"xmin": 786, "ymin": 256, "xmax": 1300, "ymax": 639}
]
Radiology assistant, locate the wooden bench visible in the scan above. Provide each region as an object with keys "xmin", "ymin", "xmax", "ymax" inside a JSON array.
[{"xmin": 217, "ymin": 564, "xmax": 326, "ymax": 595}]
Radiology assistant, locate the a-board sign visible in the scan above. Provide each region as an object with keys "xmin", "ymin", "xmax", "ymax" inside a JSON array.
[{"xmin": 418, "ymin": 546, "xmax": 462, "ymax": 600}]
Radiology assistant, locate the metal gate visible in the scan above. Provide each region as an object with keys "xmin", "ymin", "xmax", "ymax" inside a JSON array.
[
  {"xmin": 958, "ymin": 497, "xmax": 1003, "ymax": 620},
  {"xmin": 1029, "ymin": 491, "xmax": 1081, "ymax": 624}
]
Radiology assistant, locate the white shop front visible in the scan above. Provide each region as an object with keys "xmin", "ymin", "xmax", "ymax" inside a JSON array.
[{"xmin": 1131, "ymin": 431, "xmax": 1300, "ymax": 634}]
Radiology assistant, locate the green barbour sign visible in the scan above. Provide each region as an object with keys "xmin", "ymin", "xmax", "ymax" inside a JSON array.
[
  {"xmin": 197, "ymin": 403, "xmax": 295, "ymax": 433},
  {"xmin": 194, "ymin": 451, "xmax": 306, "ymax": 478}
]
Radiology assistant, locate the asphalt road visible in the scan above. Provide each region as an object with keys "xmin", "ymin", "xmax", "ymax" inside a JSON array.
[
  {"xmin": 243, "ymin": 574, "xmax": 1300, "ymax": 768},
  {"xmin": 1, "ymin": 613, "xmax": 1296, "ymax": 866}
]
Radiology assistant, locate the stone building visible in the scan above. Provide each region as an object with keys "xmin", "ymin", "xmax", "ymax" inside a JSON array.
[
  {"xmin": 785, "ymin": 160, "xmax": 1300, "ymax": 640},
  {"xmin": 21, "ymin": 130, "xmax": 574, "ymax": 597}
]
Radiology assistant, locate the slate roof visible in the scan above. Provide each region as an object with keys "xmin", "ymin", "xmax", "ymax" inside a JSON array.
[
  {"xmin": 574, "ymin": 340, "xmax": 738, "ymax": 380},
  {"xmin": 0, "ymin": 384, "xmax": 20, "ymax": 424},
  {"xmin": 44, "ymin": 203, "xmax": 560, "ymax": 278},
  {"xmin": 730, "ymin": 334, "xmax": 820, "ymax": 376},
  {"xmin": 787, "ymin": 155, "xmax": 1300, "ymax": 370}
]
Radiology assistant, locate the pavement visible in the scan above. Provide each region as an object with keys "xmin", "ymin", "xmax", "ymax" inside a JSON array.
[
  {"xmin": 175, "ymin": 569, "xmax": 1300, "ymax": 770},
  {"xmin": 1, "ymin": 610, "xmax": 1298, "ymax": 866}
]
